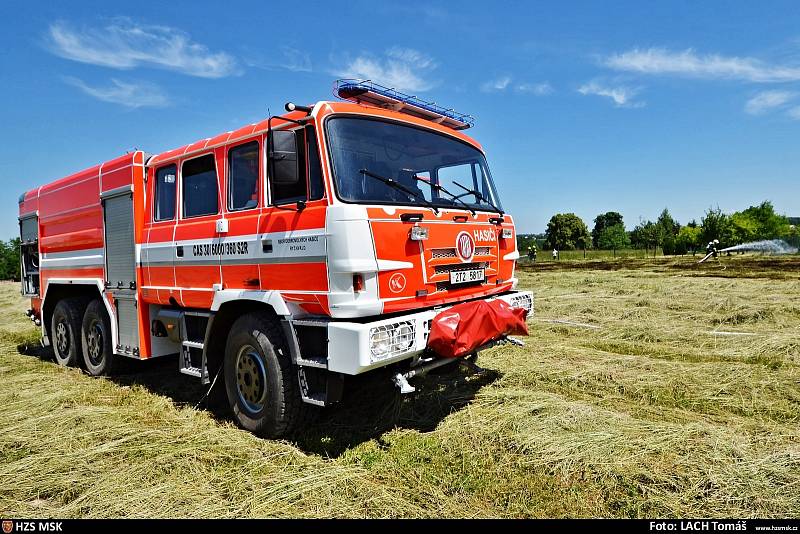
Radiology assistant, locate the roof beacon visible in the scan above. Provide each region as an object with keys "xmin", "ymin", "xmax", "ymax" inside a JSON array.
[{"xmin": 334, "ymin": 79, "xmax": 474, "ymax": 130}]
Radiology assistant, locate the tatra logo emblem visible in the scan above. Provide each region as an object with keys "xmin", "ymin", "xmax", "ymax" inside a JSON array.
[
  {"xmin": 389, "ymin": 272, "xmax": 407, "ymax": 293},
  {"xmin": 456, "ymin": 232, "xmax": 475, "ymax": 263}
]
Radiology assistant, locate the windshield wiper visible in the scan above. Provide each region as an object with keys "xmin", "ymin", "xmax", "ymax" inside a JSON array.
[
  {"xmin": 359, "ymin": 169, "xmax": 439, "ymax": 214},
  {"xmin": 452, "ymin": 181, "xmax": 503, "ymax": 216},
  {"xmin": 413, "ymin": 175, "xmax": 476, "ymax": 215}
]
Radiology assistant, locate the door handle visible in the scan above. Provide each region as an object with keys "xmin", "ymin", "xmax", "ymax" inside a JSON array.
[{"xmin": 176, "ymin": 245, "xmax": 184, "ymax": 257}]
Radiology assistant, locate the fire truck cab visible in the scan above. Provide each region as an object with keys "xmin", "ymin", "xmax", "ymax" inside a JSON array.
[{"xmin": 18, "ymin": 81, "xmax": 533, "ymax": 437}]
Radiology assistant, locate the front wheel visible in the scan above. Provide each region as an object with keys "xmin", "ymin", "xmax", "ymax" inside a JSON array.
[
  {"xmin": 223, "ymin": 312, "xmax": 307, "ymax": 438},
  {"xmin": 81, "ymin": 299, "xmax": 117, "ymax": 376}
]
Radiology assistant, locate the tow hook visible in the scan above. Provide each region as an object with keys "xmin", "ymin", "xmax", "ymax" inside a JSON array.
[
  {"xmin": 504, "ymin": 335, "xmax": 525, "ymax": 346},
  {"xmin": 391, "ymin": 335, "xmax": 525, "ymax": 394},
  {"xmin": 392, "ymin": 373, "xmax": 416, "ymax": 394},
  {"xmin": 392, "ymin": 357, "xmax": 459, "ymax": 394}
]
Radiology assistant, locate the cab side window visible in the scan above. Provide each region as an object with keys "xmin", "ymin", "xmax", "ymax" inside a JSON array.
[
  {"xmin": 269, "ymin": 126, "xmax": 325, "ymax": 205},
  {"xmin": 306, "ymin": 126, "xmax": 325, "ymax": 201},
  {"xmin": 228, "ymin": 141, "xmax": 260, "ymax": 211},
  {"xmin": 154, "ymin": 164, "xmax": 177, "ymax": 221},
  {"xmin": 270, "ymin": 129, "xmax": 306, "ymax": 204},
  {"xmin": 182, "ymin": 154, "xmax": 218, "ymax": 218}
]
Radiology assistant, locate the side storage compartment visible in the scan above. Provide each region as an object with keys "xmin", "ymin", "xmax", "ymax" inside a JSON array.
[
  {"xmin": 114, "ymin": 296, "xmax": 139, "ymax": 357},
  {"xmin": 102, "ymin": 187, "xmax": 139, "ymax": 357},
  {"xmin": 19, "ymin": 214, "xmax": 39, "ymax": 296}
]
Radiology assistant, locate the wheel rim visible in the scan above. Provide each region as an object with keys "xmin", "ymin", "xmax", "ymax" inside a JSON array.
[
  {"xmin": 86, "ymin": 320, "xmax": 104, "ymax": 366},
  {"xmin": 235, "ymin": 344, "xmax": 267, "ymax": 414},
  {"xmin": 55, "ymin": 321, "xmax": 69, "ymax": 356}
]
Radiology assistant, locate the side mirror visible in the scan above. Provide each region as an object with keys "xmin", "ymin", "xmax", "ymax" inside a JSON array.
[{"xmin": 268, "ymin": 130, "xmax": 300, "ymax": 185}]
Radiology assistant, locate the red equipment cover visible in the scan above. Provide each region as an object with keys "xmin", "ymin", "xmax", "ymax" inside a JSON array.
[{"xmin": 427, "ymin": 299, "xmax": 529, "ymax": 358}]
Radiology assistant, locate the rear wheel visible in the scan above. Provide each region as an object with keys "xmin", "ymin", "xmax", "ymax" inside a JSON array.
[
  {"xmin": 81, "ymin": 299, "xmax": 117, "ymax": 376},
  {"xmin": 223, "ymin": 312, "xmax": 307, "ymax": 438},
  {"xmin": 51, "ymin": 298, "xmax": 86, "ymax": 367}
]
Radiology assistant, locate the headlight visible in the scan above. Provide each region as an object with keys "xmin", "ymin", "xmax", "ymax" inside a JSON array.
[
  {"xmin": 509, "ymin": 293, "xmax": 533, "ymax": 313},
  {"xmin": 410, "ymin": 225, "xmax": 429, "ymax": 241},
  {"xmin": 369, "ymin": 321, "xmax": 416, "ymax": 362}
]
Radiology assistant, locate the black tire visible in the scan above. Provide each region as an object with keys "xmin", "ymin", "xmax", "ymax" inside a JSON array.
[
  {"xmin": 51, "ymin": 298, "xmax": 87, "ymax": 367},
  {"xmin": 81, "ymin": 299, "xmax": 117, "ymax": 376},
  {"xmin": 223, "ymin": 312, "xmax": 308, "ymax": 438}
]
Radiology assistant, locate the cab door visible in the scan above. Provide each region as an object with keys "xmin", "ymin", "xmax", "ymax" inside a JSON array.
[
  {"xmin": 142, "ymin": 164, "xmax": 178, "ymax": 305},
  {"xmin": 258, "ymin": 125, "xmax": 328, "ymax": 314},
  {"xmin": 173, "ymin": 150, "xmax": 223, "ymax": 308},
  {"xmin": 219, "ymin": 138, "xmax": 263, "ymax": 292}
]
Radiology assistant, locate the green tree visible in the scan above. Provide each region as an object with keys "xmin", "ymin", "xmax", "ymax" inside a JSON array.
[
  {"xmin": 700, "ymin": 207, "xmax": 734, "ymax": 248},
  {"xmin": 676, "ymin": 226, "xmax": 702, "ymax": 255},
  {"xmin": 545, "ymin": 213, "xmax": 590, "ymax": 250},
  {"xmin": 730, "ymin": 211, "xmax": 758, "ymax": 244},
  {"xmin": 591, "ymin": 211, "xmax": 624, "ymax": 248},
  {"xmin": 656, "ymin": 208, "xmax": 681, "ymax": 255},
  {"xmin": 629, "ymin": 220, "xmax": 650, "ymax": 250},
  {"xmin": 735, "ymin": 201, "xmax": 790, "ymax": 240},
  {"xmin": 597, "ymin": 223, "xmax": 630, "ymax": 256},
  {"xmin": 0, "ymin": 238, "xmax": 20, "ymax": 281}
]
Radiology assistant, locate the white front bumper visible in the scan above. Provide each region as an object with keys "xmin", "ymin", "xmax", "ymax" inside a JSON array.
[{"xmin": 326, "ymin": 291, "xmax": 534, "ymax": 375}]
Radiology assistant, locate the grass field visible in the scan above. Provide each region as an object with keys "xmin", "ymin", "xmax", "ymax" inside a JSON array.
[{"xmin": 1, "ymin": 255, "xmax": 799, "ymax": 518}]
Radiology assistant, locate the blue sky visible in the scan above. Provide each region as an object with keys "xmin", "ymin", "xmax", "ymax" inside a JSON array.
[{"xmin": 1, "ymin": 0, "xmax": 799, "ymax": 238}]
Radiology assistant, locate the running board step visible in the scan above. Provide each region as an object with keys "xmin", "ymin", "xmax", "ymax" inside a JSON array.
[
  {"xmin": 180, "ymin": 366, "xmax": 203, "ymax": 378},
  {"xmin": 178, "ymin": 310, "xmax": 212, "ymax": 384},
  {"xmin": 295, "ymin": 354, "xmax": 327, "ymax": 369}
]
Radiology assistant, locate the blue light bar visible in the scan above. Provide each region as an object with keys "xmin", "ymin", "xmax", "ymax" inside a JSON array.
[{"xmin": 333, "ymin": 79, "xmax": 475, "ymax": 130}]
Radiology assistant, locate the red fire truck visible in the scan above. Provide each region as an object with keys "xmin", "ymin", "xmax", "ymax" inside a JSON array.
[{"xmin": 18, "ymin": 80, "xmax": 533, "ymax": 437}]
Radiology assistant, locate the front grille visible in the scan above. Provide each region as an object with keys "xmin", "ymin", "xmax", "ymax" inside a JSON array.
[
  {"xmin": 430, "ymin": 246, "xmax": 492, "ymax": 259},
  {"xmin": 433, "ymin": 262, "xmax": 488, "ymax": 275},
  {"xmin": 431, "ymin": 248, "xmax": 457, "ymax": 259}
]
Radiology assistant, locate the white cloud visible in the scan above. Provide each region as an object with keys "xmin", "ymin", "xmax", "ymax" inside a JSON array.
[
  {"xmin": 578, "ymin": 81, "xmax": 644, "ymax": 108},
  {"xmin": 64, "ymin": 77, "xmax": 169, "ymax": 108},
  {"xmin": 604, "ymin": 48, "xmax": 800, "ymax": 83},
  {"xmin": 245, "ymin": 45, "xmax": 311, "ymax": 72},
  {"xmin": 278, "ymin": 46, "xmax": 312, "ymax": 72},
  {"xmin": 744, "ymin": 90, "xmax": 796, "ymax": 115},
  {"xmin": 517, "ymin": 82, "xmax": 553, "ymax": 95},
  {"xmin": 334, "ymin": 47, "xmax": 437, "ymax": 92},
  {"xmin": 47, "ymin": 19, "xmax": 238, "ymax": 78},
  {"xmin": 481, "ymin": 76, "xmax": 512, "ymax": 92},
  {"xmin": 482, "ymin": 77, "xmax": 553, "ymax": 95}
]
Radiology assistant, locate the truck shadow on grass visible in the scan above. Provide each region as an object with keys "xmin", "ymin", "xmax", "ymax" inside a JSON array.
[
  {"xmin": 19, "ymin": 344, "xmax": 499, "ymax": 458},
  {"xmin": 292, "ymin": 365, "xmax": 501, "ymax": 457},
  {"xmin": 111, "ymin": 359, "xmax": 501, "ymax": 458}
]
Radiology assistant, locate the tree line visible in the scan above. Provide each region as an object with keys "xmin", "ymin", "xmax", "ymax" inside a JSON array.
[
  {"xmin": 0, "ymin": 238, "xmax": 20, "ymax": 281},
  {"xmin": 518, "ymin": 201, "xmax": 798, "ymax": 256}
]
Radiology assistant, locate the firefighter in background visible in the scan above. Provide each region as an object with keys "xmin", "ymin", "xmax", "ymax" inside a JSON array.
[
  {"xmin": 706, "ymin": 239, "xmax": 720, "ymax": 258},
  {"xmin": 552, "ymin": 248, "xmax": 559, "ymax": 260},
  {"xmin": 527, "ymin": 244, "xmax": 537, "ymax": 262}
]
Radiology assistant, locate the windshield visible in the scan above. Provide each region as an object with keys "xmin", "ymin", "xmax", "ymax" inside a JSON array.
[{"xmin": 326, "ymin": 117, "xmax": 503, "ymax": 211}]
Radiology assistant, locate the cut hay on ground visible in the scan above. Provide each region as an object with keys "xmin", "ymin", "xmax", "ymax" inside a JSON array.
[{"xmin": 0, "ymin": 255, "xmax": 798, "ymax": 517}]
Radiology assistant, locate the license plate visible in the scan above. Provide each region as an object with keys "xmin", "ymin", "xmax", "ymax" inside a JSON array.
[{"xmin": 450, "ymin": 268, "xmax": 485, "ymax": 285}]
